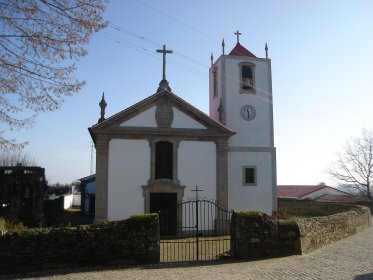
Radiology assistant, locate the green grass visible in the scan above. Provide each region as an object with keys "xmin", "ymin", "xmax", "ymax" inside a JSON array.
[{"xmin": 65, "ymin": 207, "xmax": 81, "ymax": 213}]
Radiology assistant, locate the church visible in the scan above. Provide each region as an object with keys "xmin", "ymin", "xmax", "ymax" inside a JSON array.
[{"xmin": 89, "ymin": 32, "xmax": 277, "ymax": 222}]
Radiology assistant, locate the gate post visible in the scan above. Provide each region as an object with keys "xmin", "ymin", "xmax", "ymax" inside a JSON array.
[
  {"xmin": 192, "ymin": 185, "xmax": 203, "ymax": 261},
  {"xmin": 195, "ymin": 198, "xmax": 199, "ymax": 260},
  {"xmin": 230, "ymin": 210, "xmax": 236, "ymax": 258}
]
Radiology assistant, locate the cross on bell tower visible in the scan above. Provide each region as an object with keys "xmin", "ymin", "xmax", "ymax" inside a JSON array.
[
  {"xmin": 156, "ymin": 44, "xmax": 173, "ymax": 93},
  {"xmin": 234, "ymin": 30, "xmax": 242, "ymax": 44}
]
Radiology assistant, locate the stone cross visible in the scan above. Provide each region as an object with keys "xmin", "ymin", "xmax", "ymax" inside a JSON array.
[
  {"xmin": 156, "ymin": 45, "xmax": 173, "ymax": 81},
  {"xmin": 191, "ymin": 185, "xmax": 203, "ymax": 201},
  {"xmin": 234, "ymin": 30, "xmax": 242, "ymax": 44}
]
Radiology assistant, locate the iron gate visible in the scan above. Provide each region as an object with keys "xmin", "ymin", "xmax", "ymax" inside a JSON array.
[{"xmin": 158, "ymin": 198, "xmax": 232, "ymax": 262}]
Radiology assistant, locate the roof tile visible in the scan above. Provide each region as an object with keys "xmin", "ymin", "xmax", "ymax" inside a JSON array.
[{"xmin": 229, "ymin": 43, "xmax": 256, "ymax": 58}]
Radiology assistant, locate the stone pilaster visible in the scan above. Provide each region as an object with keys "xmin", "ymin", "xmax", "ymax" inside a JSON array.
[
  {"xmin": 216, "ymin": 139, "xmax": 229, "ymax": 210},
  {"xmin": 94, "ymin": 135, "xmax": 109, "ymax": 222}
]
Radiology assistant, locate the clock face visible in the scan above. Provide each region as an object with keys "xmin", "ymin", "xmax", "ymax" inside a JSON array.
[{"xmin": 240, "ymin": 105, "xmax": 256, "ymax": 121}]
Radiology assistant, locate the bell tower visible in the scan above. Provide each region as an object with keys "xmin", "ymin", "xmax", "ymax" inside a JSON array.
[{"xmin": 209, "ymin": 31, "xmax": 277, "ymax": 214}]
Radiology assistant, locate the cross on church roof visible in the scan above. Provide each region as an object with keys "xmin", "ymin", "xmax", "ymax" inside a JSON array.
[
  {"xmin": 234, "ymin": 30, "xmax": 242, "ymax": 44},
  {"xmin": 156, "ymin": 44, "xmax": 173, "ymax": 93},
  {"xmin": 157, "ymin": 45, "xmax": 173, "ymax": 81}
]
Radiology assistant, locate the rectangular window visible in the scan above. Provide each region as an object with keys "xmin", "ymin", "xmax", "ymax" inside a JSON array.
[
  {"xmin": 155, "ymin": 141, "xmax": 173, "ymax": 180},
  {"xmin": 243, "ymin": 166, "xmax": 256, "ymax": 186}
]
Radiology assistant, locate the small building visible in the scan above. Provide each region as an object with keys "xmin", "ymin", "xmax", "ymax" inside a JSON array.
[
  {"xmin": 277, "ymin": 184, "xmax": 355, "ymax": 202},
  {"xmin": 80, "ymin": 174, "xmax": 96, "ymax": 216}
]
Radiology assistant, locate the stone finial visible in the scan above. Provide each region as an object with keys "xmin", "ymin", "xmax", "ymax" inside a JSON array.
[
  {"xmin": 98, "ymin": 92, "xmax": 107, "ymax": 123},
  {"xmin": 265, "ymin": 42, "xmax": 269, "ymax": 59},
  {"xmin": 157, "ymin": 79, "xmax": 172, "ymax": 93},
  {"xmin": 210, "ymin": 53, "xmax": 214, "ymax": 66},
  {"xmin": 222, "ymin": 39, "xmax": 225, "ymax": 55}
]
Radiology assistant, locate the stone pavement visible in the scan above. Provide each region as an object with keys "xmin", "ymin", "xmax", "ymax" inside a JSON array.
[{"xmin": 2, "ymin": 222, "xmax": 373, "ymax": 280}]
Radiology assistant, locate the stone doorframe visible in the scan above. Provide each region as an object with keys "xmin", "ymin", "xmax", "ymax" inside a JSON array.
[{"xmin": 142, "ymin": 179, "xmax": 185, "ymax": 213}]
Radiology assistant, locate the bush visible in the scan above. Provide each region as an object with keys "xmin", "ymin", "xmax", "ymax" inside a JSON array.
[
  {"xmin": 0, "ymin": 216, "xmax": 27, "ymax": 233},
  {"xmin": 0, "ymin": 217, "xmax": 6, "ymax": 234}
]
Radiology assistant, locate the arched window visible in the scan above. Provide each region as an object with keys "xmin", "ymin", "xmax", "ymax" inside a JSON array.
[{"xmin": 155, "ymin": 141, "xmax": 173, "ymax": 180}]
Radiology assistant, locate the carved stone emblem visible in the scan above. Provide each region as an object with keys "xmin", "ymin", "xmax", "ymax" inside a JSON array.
[{"xmin": 156, "ymin": 102, "xmax": 173, "ymax": 128}]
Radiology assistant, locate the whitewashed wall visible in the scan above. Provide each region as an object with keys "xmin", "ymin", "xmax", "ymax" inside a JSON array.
[
  {"xmin": 228, "ymin": 151, "xmax": 274, "ymax": 215},
  {"xmin": 224, "ymin": 58, "xmax": 272, "ymax": 147},
  {"xmin": 73, "ymin": 194, "xmax": 81, "ymax": 206},
  {"xmin": 178, "ymin": 141, "xmax": 216, "ymax": 201},
  {"xmin": 108, "ymin": 139, "xmax": 150, "ymax": 221},
  {"xmin": 209, "ymin": 58, "xmax": 223, "ymax": 121},
  {"xmin": 62, "ymin": 194, "xmax": 80, "ymax": 209},
  {"xmin": 172, "ymin": 108, "xmax": 206, "ymax": 129},
  {"xmin": 178, "ymin": 141, "xmax": 217, "ymax": 230},
  {"xmin": 63, "ymin": 194, "xmax": 73, "ymax": 209},
  {"xmin": 120, "ymin": 106, "xmax": 157, "ymax": 127},
  {"xmin": 120, "ymin": 106, "xmax": 207, "ymax": 129}
]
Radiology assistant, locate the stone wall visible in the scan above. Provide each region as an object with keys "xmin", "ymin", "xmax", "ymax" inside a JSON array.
[
  {"xmin": 278, "ymin": 200, "xmax": 357, "ymax": 216},
  {"xmin": 231, "ymin": 205, "xmax": 371, "ymax": 259},
  {"xmin": 297, "ymin": 206, "xmax": 371, "ymax": 253},
  {"xmin": 231, "ymin": 211, "xmax": 301, "ymax": 259},
  {"xmin": 0, "ymin": 214, "xmax": 159, "ymax": 274}
]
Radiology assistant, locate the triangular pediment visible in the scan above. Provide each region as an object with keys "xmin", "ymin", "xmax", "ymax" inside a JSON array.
[
  {"xmin": 89, "ymin": 90, "xmax": 235, "ymax": 142},
  {"xmin": 119, "ymin": 106, "xmax": 157, "ymax": 127},
  {"xmin": 118, "ymin": 105, "xmax": 207, "ymax": 129}
]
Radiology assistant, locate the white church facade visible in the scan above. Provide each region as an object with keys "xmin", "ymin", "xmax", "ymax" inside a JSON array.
[{"xmin": 89, "ymin": 33, "xmax": 277, "ymax": 222}]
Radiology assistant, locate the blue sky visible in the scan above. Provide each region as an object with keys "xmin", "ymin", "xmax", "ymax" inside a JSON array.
[{"xmin": 10, "ymin": 0, "xmax": 373, "ymax": 184}]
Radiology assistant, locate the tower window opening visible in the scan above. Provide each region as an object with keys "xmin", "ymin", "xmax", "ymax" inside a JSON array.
[{"xmin": 241, "ymin": 64, "xmax": 255, "ymax": 91}]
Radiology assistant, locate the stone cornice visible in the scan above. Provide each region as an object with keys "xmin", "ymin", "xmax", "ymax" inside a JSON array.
[
  {"xmin": 228, "ymin": 146, "xmax": 276, "ymax": 152},
  {"xmin": 91, "ymin": 126, "xmax": 234, "ymax": 140}
]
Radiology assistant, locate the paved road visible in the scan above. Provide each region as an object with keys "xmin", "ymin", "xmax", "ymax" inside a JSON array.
[{"xmin": 2, "ymin": 222, "xmax": 373, "ymax": 280}]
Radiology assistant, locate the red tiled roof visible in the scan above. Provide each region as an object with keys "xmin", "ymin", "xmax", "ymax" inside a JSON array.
[
  {"xmin": 277, "ymin": 185, "xmax": 326, "ymax": 198},
  {"xmin": 229, "ymin": 43, "xmax": 256, "ymax": 58}
]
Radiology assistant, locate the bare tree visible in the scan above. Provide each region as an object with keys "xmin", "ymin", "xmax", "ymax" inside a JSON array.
[
  {"xmin": 0, "ymin": 149, "xmax": 37, "ymax": 166},
  {"xmin": 0, "ymin": 0, "xmax": 107, "ymax": 150},
  {"xmin": 328, "ymin": 130, "xmax": 373, "ymax": 201}
]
